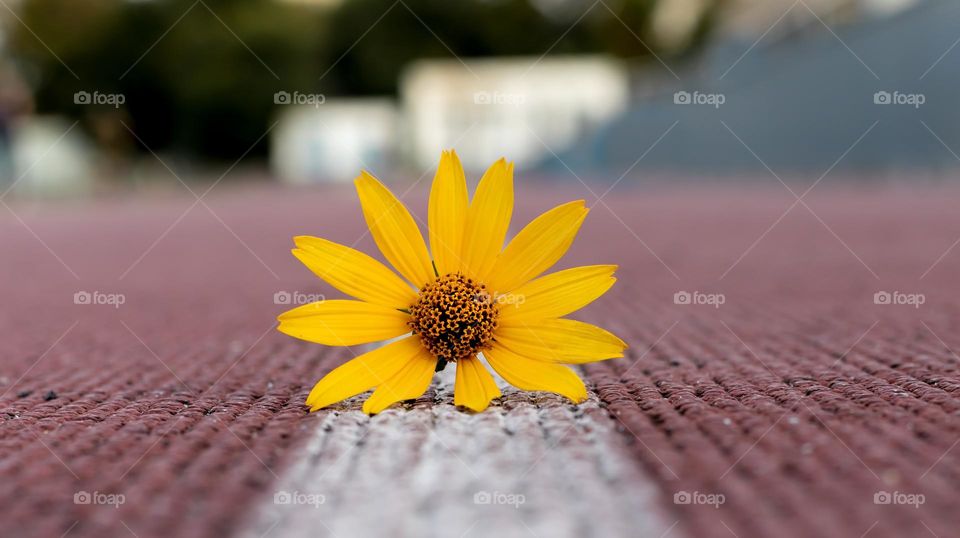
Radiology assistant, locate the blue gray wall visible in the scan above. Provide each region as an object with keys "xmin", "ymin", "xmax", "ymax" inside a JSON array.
[{"xmin": 553, "ymin": 0, "xmax": 960, "ymax": 177}]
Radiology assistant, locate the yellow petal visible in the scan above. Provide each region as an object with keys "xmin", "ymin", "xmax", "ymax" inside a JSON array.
[
  {"xmin": 306, "ymin": 335, "xmax": 425, "ymax": 411},
  {"xmin": 277, "ymin": 300, "xmax": 410, "ymax": 346},
  {"xmin": 454, "ymin": 356, "xmax": 502, "ymax": 411},
  {"xmin": 461, "ymin": 158, "xmax": 513, "ymax": 281},
  {"xmin": 428, "ymin": 150, "xmax": 469, "ymax": 275},
  {"xmin": 487, "ymin": 200, "xmax": 588, "ymax": 293},
  {"xmin": 292, "ymin": 236, "xmax": 417, "ymax": 308},
  {"xmin": 484, "ymin": 343, "xmax": 588, "ymax": 403},
  {"xmin": 494, "ymin": 318, "xmax": 627, "ymax": 364},
  {"xmin": 355, "ymin": 171, "xmax": 435, "ymax": 288},
  {"xmin": 362, "ymin": 347, "xmax": 436, "ymax": 414},
  {"xmin": 499, "ymin": 265, "xmax": 616, "ymax": 323}
]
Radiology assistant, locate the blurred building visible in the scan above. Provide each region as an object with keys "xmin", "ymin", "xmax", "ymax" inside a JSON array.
[
  {"xmin": 270, "ymin": 98, "xmax": 399, "ymax": 184},
  {"xmin": 272, "ymin": 55, "xmax": 629, "ymax": 182},
  {"xmin": 9, "ymin": 117, "xmax": 94, "ymax": 197},
  {"xmin": 401, "ymin": 56, "xmax": 629, "ymax": 171}
]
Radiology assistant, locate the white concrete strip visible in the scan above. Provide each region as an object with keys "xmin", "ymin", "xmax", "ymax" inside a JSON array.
[{"xmin": 241, "ymin": 369, "xmax": 673, "ymax": 538}]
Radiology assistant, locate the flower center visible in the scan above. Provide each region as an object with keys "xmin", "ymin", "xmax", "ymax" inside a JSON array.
[{"xmin": 408, "ymin": 273, "xmax": 499, "ymax": 364}]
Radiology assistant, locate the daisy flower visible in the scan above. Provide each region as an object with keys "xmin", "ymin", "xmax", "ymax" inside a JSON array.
[{"xmin": 278, "ymin": 150, "xmax": 626, "ymax": 414}]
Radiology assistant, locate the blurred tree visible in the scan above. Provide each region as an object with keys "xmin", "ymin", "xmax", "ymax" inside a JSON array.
[
  {"xmin": 318, "ymin": 0, "xmax": 718, "ymax": 95},
  {"xmin": 318, "ymin": 0, "xmax": 559, "ymax": 95},
  {"xmin": 10, "ymin": 0, "xmax": 324, "ymax": 160},
  {"xmin": 7, "ymin": 0, "xmax": 718, "ymax": 162}
]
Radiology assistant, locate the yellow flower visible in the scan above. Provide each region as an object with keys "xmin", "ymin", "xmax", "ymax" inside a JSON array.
[{"xmin": 278, "ymin": 150, "xmax": 627, "ymax": 414}]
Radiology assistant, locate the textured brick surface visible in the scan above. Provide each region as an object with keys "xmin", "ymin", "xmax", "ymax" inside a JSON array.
[
  {"xmin": 582, "ymin": 186, "xmax": 960, "ymax": 538},
  {"xmin": 1, "ymin": 182, "xmax": 959, "ymax": 537}
]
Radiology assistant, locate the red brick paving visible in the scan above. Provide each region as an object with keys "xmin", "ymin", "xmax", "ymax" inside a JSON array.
[{"xmin": 1, "ymin": 182, "xmax": 959, "ymax": 537}]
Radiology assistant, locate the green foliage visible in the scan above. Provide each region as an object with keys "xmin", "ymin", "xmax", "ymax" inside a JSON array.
[
  {"xmin": 318, "ymin": 0, "xmax": 685, "ymax": 95},
  {"xmin": 9, "ymin": 0, "xmax": 715, "ymax": 161},
  {"xmin": 12, "ymin": 0, "xmax": 323, "ymax": 160}
]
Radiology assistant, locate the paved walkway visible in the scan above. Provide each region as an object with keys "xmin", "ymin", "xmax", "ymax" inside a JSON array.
[{"xmin": 1, "ymin": 183, "xmax": 958, "ymax": 537}]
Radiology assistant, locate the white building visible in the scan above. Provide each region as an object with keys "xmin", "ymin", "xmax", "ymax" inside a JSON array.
[
  {"xmin": 270, "ymin": 55, "xmax": 629, "ymax": 182},
  {"xmin": 9, "ymin": 117, "xmax": 94, "ymax": 197},
  {"xmin": 270, "ymin": 98, "xmax": 399, "ymax": 184},
  {"xmin": 400, "ymin": 55, "xmax": 629, "ymax": 171}
]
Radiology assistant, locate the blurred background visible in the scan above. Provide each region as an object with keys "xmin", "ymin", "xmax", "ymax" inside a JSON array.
[{"xmin": 0, "ymin": 0, "xmax": 953, "ymax": 197}]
